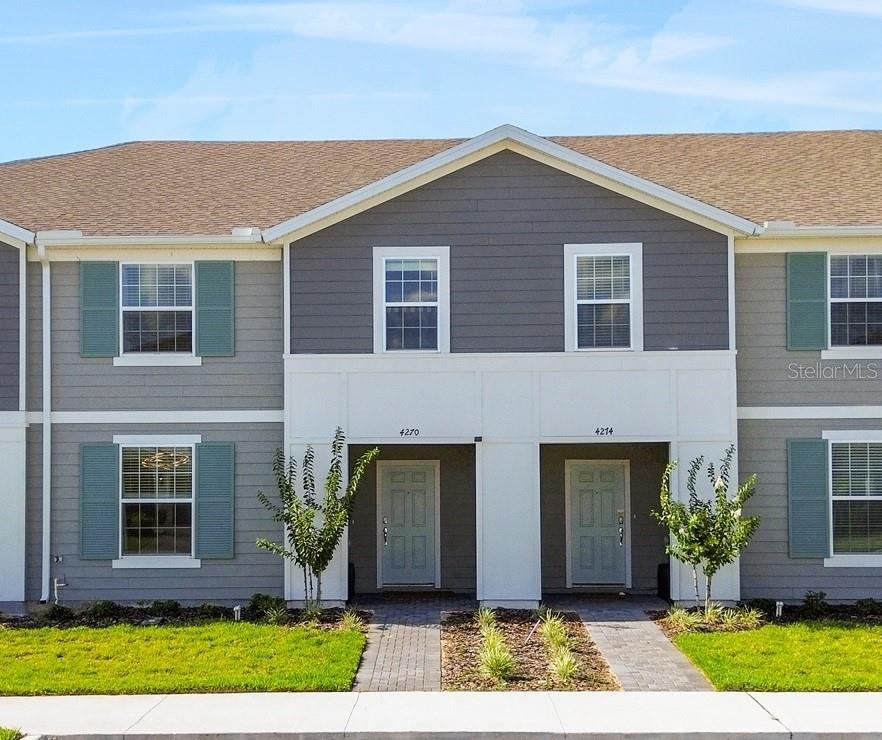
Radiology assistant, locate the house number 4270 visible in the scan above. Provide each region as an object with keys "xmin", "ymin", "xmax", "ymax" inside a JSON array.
[{"xmin": 399, "ymin": 428, "xmax": 420, "ymax": 437}]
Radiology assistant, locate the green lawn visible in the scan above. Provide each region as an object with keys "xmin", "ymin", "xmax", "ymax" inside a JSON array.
[
  {"xmin": 0, "ymin": 729, "xmax": 22, "ymax": 740},
  {"xmin": 675, "ymin": 620, "xmax": 882, "ymax": 691},
  {"xmin": 0, "ymin": 622, "xmax": 365, "ymax": 695}
]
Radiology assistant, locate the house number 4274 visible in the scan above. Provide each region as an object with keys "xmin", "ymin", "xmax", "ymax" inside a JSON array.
[{"xmin": 595, "ymin": 427, "xmax": 614, "ymax": 436}]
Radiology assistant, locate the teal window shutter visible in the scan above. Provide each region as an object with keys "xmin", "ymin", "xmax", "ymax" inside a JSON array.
[
  {"xmin": 787, "ymin": 252, "xmax": 827, "ymax": 350},
  {"xmin": 787, "ymin": 438, "xmax": 830, "ymax": 558},
  {"xmin": 196, "ymin": 261, "xmax": 235, "ymax": 356},
  {"xmin": 196, "ymin": 442, "xmax": 235, "ymax": 558},
  {"xmin": 80, "ymin": 262, "xmax": 119, "ymax": 357},
  {"xmin": 80, "ymin": 443, "xmax": 120, "ymax": 560}
]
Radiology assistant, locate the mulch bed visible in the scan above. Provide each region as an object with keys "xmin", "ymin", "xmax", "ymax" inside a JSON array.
[
  {"xmin": 441, "ymin": 609, "xmax": 619, "ymax": 691},
  {"xmin": 0, "ymin": 604, "xmax": 371, "ymax": 630}
]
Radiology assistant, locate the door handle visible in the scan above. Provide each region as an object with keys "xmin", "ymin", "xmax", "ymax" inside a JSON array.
[
  {"xmin": 383, "ymin": 526, "xmax": 388, "ymax": 546},
  {"xmin": 618, "ymin": 527, "xmax": 624, "ymax": 546}
]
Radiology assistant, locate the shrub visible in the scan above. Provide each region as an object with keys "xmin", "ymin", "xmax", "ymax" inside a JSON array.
[
  {"xmin": 150, "ymin": 600, "xmax": 182, "ymax": 618},
  {"xmin": 538, "ymin": 612, "xmax": 568, "ymax": 649},
  {"xmin": 803, "ymin": 590, "xmax": 828, "ymax": 615},
  {"xmin": 339, "ymin": 608, "xmax": 364, "ymax": 631},
  {"xmin": 246, "ymin": 593, "xmax": 286, "ymax": 618},
  {"xmin": 665, "ymin": 606, "xmax": 703, "ymax": 633},
  {"xmin": 743, "ymin": 598, "xmax": 777, "ymax": 618},
  {"xmin": 85, "ymin": 600, "xmax": 121, "ymax": 619},
  {"xmin": 263, "ymin": 604, "xmax": 290, "ymax": 625},
  {"xmin": 549, "ymin": 646, "xmax": 579, "ymax": 683},
  {"xmin": 856, "ymin": 598, "xmax": 882, "ymax": 616},
  {"xmin": 478, "ymin": 633, "xmax": 515, "ymax": 682},
  {"xmin": 703, "ymin": 602, "xmax": 726, "ymax": 625},
  {"xmin": 44, "ymin": 603, "xmax": 74, "ymax": 622},
  {"xmin": 476, "ymin": 607, "xmax": 496, "ymax": 635}
]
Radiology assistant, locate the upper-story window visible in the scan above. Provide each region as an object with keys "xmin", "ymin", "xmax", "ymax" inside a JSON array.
[
  {"xmin": 830, "ymin": 255, "xmax": 882, "ymax": 347},
  {"xmin": 564, "ymin": 243, "xmax": 643, "ymax": 352},
  {"xmin": 831, "ymin": 441, "xmax": 882, "ymax": 554},
  {"xmin": 373, "ymin": 246, "xmax": 450, "ymax": 353},
  {"xmin": 121, "ymin": 263, "xmax": 193, "ymax": 354}
]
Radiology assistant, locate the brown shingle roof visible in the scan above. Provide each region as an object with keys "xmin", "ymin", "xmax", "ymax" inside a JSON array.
[{"xmin": 0, "ymin": 130, "xmax": 880, "ymax": 236}]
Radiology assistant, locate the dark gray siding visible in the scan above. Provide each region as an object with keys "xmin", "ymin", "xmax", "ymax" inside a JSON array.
[
  {"xmin": 27, "ymin": 263, "xmax": 41, "ymax": 411},
  {"xmin": 0, "ymin": 242, "xmax": 19, "ymax": 410},
  {"xmin": 348, "ymin": 444, "xmax": 476, "ymax": 594},
  {"xmin": 28, "ymin": 422, "xmax": 284, "ymax": 604},
  {"xmin": 50, "ymin": 260, "xmax": 282, "ymax": 411},
  {"xmin": 25, "ymin": 425, "xmax": 42, "ymax": 601},
  {"xmin": 291, "ymin": 151, "xmax": 729, "ymax": 354},
  {"xmin": 740, "ymin": 417, "xmax": 882, "ymax": 601},
  {"xmin": 540, "ymin": 443, "xmax": 668, "ymax": 593},
  {"xmin": 736, "ymin": 252, "xmax": 882, "ymax": 406}
]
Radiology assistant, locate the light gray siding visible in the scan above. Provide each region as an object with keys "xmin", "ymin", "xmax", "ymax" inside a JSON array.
[
  {"xmin": 540, "ymin": 443, "xmax": 668, "ymax": 593},
  {"xmin": 739, "ymin": 417, "xmax": 882, "ymax": 601},
  {"xmin": 736, "ymin": 252, "xmax": 882, "ymax": 406},
  {"xmin": 27, "ymin": 422, "xmax": 284, "ymax": 604},
  {"xmin": 25, "ymin": 425, "xmax": 43, "ymax": 601},
  {"xmin": 48, "ymin": 260, "xmax": 282, "ymax": 411},
  {"xmin": 291, "ymin": 151, "xmax": 729, "ymax": 354},
  {"xmin": 0, "ymin": 242, "xmax": 19, "ymax": 410},
  {"xmin": 348, "ymin": 444, "xmax": 476, "ymax": 594}
]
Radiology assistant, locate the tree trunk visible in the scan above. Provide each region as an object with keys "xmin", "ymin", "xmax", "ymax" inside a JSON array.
[
  {"xmin": 704, "ymin": 574, "xmax": 713, "ymax": 616},
  {"xmin": 302, "ymin": 567, "xmax": 308, "ymax": 610},
  {"xmin": 316, "ymin": 573, "xmax": 322, "ymax": 610},
  {"xmin": 692, "ymin": 566, "xmax": 701, "ymax": 611}
]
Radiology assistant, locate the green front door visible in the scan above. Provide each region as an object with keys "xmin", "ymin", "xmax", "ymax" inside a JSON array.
[
  {"xmin": 381, "ymin": 463, "xmax": 436, "ymax": 586},
  {"xmin": 569, "ymin": 461, "xmax": 627, "ymax": 585}
]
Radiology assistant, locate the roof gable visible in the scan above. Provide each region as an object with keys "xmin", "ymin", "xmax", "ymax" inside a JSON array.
[{"xmin": 263, "ymin": 125, "xmax": 757, "ymax": 242}]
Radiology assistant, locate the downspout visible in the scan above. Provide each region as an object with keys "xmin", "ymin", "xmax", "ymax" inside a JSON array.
[{"xmin": 39, "ymin": 245, "xmax": 51, "ymax": 603}]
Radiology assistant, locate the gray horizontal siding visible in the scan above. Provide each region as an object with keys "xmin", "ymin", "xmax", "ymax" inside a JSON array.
[
  {"xmin": 739, "ymin": 418, "xmax": 882, "ymax": 601},
  {"xmin": 291, "ymin": 151, "xmax": 729, "ymax": 354},
  {"xmin": 27, "ymin": 422, "xmax": 284, "ymax": 603},
  {"xmin": 25, "ymin": 425, "xmax": 42, "ymax": 601},
  {"xmin": 736, "ymin": 252, "xmax": 882, "ymax": 406},
  {"xmin": 48, "ymin": 261, "xmax": 282, "ymax": 411},
  {"xmin": 0, "ymin": 242, "xmax": 19, "ymax": 410},
  {"xmin": 27, "ymin": 263, "xmax": 41, "ymax": 411}
]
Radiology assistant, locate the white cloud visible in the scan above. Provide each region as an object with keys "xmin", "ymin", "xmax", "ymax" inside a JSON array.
[{"xmin": 773, "ymin": 0, "xmax": 882, "ymax": 17}]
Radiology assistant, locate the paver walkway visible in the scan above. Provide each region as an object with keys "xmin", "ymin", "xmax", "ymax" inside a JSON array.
[
  {"xmin": 352, "ymin": 593, "xmax": 475, "ymax": 691},
  {"xmin": 551, "ymin": 595, "xmax": 712, "ymax": 691}
]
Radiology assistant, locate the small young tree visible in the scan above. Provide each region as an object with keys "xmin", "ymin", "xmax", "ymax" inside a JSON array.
[
  {"xmin": 257, "ymin": 428, "xmax": 379, "ymax": 611},
  {"xmin": 654, "ymin": 444, "xmax": 760, "ymax": 614}
]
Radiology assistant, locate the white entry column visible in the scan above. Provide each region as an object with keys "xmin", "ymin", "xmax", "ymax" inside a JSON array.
[
  {"xmin": 477, "ymin": 441, "xmax": 542, "ymax": 608},
  {"xmin": 0, "ymin": 418, "xmax": 26, "ymax": 607}
]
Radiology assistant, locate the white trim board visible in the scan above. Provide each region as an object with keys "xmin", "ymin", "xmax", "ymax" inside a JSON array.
[
  {"xmin": 738, "ymin": 406, "xmax": 882, "ymax": 420},
  {"xmin": 265, "ymin": 124, "xmax": 757, "ymax": 244},
  {"xmin": 0, "ymin": 218, "xmax": 34, "ymax": 247},
  {"xmin": 375, "ymin": 459, "xmax": 442, "ymax": 590},
  {"xmin": 113, "ymin": 434, "xmax": 202, "ymax": 445},
  {"xmin": 26, "ymin": 410, "xmax": 284, "ymax": 425}
]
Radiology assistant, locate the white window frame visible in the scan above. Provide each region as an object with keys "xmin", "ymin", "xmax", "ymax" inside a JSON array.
[
  {"xmin": 114, "ymin": 261, "xmax": 203, "ymax": 367},
  {"xmin": 564, "ymin": 243, "xmax": 643, "ymax": 352},
  {"xmin": 823, "ymin": 252, "xmax": 882, "ymax": 360},
  {"xmin": 372, "ymin": 246, "xmax": 450, "ymax": 354},
  {"xmin": 822, "ymin": 430, "xmax": 882, "ymax": 568},
  {"xmin": 112, "ymin": 433, "xmax": 201, "ymax": 569}
]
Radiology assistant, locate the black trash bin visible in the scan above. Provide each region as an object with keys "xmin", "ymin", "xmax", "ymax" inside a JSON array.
[{"xmin": 657, "ymin": 562, "xmax": 671, "ymax": 602}]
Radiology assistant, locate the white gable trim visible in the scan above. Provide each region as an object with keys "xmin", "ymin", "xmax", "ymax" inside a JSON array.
[
  {"xmin": 263, "ymin": 124, "xmax": 759, "ymax": 244},
  {"xmin": 0, "ymin": 218, "xmax": 34, "ymax": 248}
]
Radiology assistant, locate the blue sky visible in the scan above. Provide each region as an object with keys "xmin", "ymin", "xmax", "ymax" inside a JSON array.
[{"xmin": 2, "ymin": 0, "xmax": 882, "ymax": 162}]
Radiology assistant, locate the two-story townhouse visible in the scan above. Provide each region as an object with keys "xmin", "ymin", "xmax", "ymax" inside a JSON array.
[{"xmin": 1, "ymin": 125, "xmax": 881, "ymax": 612}]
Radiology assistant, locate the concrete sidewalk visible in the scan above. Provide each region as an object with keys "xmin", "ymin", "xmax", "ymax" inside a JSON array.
[{"xmin": 2, "ymin": 691, "xmax": 882, "ymax": 739}]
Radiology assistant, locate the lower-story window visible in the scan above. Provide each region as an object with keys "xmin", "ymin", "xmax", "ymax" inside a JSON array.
[
  {"xmin": 831, "ymin": 441, "xmax": 882, "ymax": 554},
  {"xmin": 121, "ymin": 445, "xmax": 194, "ymax": 556}
]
